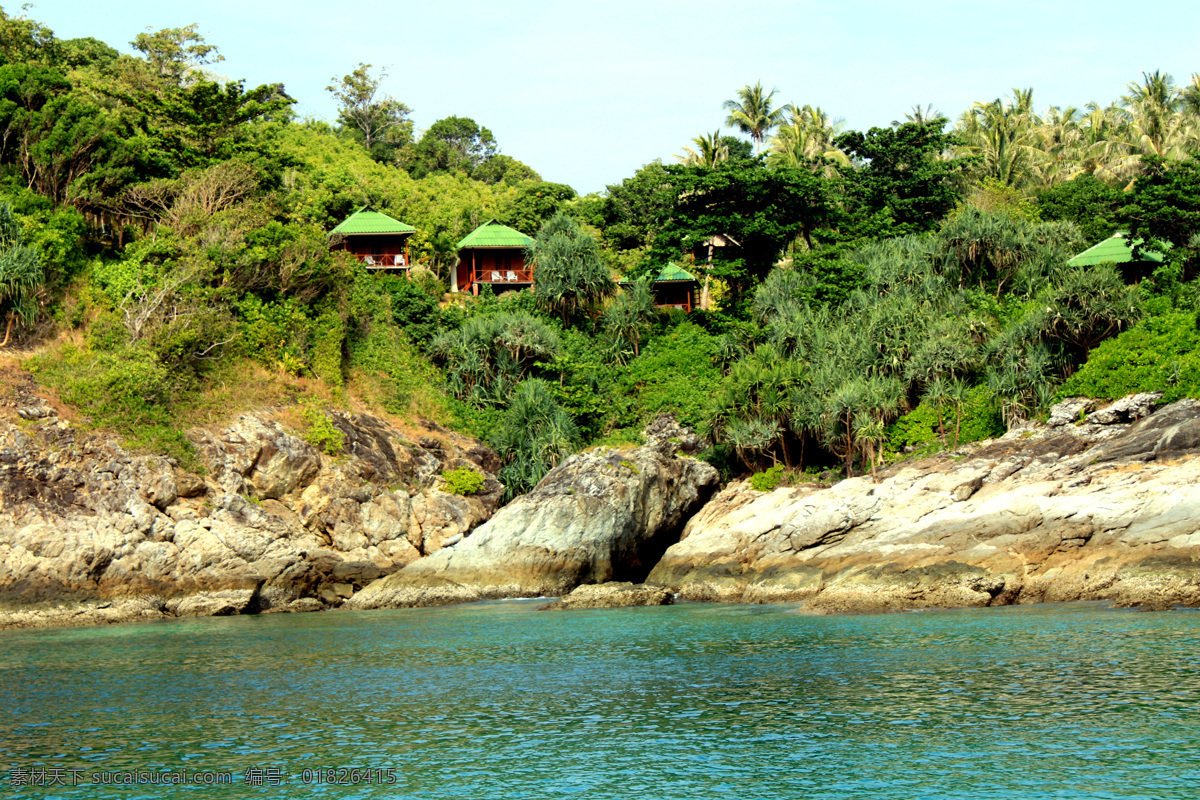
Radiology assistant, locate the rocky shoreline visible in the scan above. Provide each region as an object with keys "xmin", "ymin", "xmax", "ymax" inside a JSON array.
[
  {"xmin": 0, "ymin": 368, "xmax": 505, "ymax": 629},
  {"xmin": 2, "ymin": 377, "xmax": 1199, "ymax": 629},
  {"xmin": 651, "ymin": 394, "xmax": 1200, "ymax": 613}
]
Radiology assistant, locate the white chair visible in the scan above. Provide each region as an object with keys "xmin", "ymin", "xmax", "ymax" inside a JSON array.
[
  {"xmin": 490, "ymin": 271, "xmax": 501, "ymax": 281},
  {"xmin": 506, "ymin": 271, "xmax": 517, "ymax": 282},
  {"xmin": 363, "ymin": 255, "xmax": 376, "ymax": 266}
]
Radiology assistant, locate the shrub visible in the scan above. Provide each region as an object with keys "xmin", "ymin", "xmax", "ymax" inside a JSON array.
[
  {"xmin": 301, "ymin": 406, "xmax": 344, "ymax": 455},
  {"xmin": 622, "ymin": 322, "xmax": 721, "ymax": 430},
  {"xmin": 379, "ymin": 274, "xmax": 442, "ymax": 345},
  {"xmin": 886, "ymin": 386, "xmax": 1005, "ymax": 456},
  {"xmin": 489, "ymin": 379, "xmax": 580, "ymax": 501},
  {"xmin": 1057, "ymin": 311, "xmax": 1200, "ymax": 403},
  {"xmin": 27, "ymin": 343, "xmax": 200, "ymax": 468},
  {"xmin": 441, "ymin": 467, "xmax": 485, "ymax": 495},
  {"xmin": 750, "ymin": 463, "xmax": 786, "ymax": 491}
]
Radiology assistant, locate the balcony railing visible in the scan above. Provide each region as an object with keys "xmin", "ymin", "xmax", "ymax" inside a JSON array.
[
  {"xmin": 472, "ymin": 268, "xmax": 533, "ymax": 283},
  {"xmin": 355, "ymin": 253, "xmax": 409, "ymax": 269}
]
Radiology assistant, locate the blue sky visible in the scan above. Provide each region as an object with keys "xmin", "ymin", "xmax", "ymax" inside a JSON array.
[{"xmin": 24, "ymin": 0, "xmax": 1200, "ymax": 194}]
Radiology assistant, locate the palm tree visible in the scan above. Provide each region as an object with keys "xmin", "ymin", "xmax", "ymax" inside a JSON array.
[
  {"xmin": 1121, "ymin": 70, "xmax": 1190, "ymax": 159},
  {"xmin": 894, "ymin": 104, "xmax": 944, "ymax": 127},
  {"xmin": 676, "ymin": 130, "xmax": 729, "ymax": 168},
  {"xmin": 956, "ymin": 89, "xmax": 1040, "ymax": 188},
  {"xmin": 767, "ymin": 104, "xmax": 849, "ymax": 175},
  {"xmin": 723, "ymin": 82, "xmax": 786, "ymax": 155},
  {"xmin": 1033, "ymin": 105, "xmax": 1085, "ymax": 185}
]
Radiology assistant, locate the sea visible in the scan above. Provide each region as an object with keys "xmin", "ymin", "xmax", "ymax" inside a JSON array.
[{"xmin": 2, "ymin": 600, "xmax": 1198, "ymax": 799}]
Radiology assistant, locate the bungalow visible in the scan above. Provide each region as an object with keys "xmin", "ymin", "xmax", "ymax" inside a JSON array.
[
  {"xmin": 1067, "ymin": 231, "xmax": 1166, "ymax": 284},
  {"xmin": 328, "ymin": 207, "xmax": 417, "ymax": 270},
  {"xmin": 624, "ymin": 263, "xmax": 700, "ymax": 312},
  {"xmin": 452, "ymin": 220, "xmax": 535, "ymax": 295}
]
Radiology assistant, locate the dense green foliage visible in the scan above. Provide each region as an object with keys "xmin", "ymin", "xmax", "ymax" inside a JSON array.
[
  {"xmin": 1, "ymin": 9, "xmax": 1198, "ymax": 500},
  {"xmin": 1057, "ymin": 311, "xmax": 1200, "ymax": 403},
  {"xmin": 441, "ymin": 467, "xmax": 486, "ymax": 496}
]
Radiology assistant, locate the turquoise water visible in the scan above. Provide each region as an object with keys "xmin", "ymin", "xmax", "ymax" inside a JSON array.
[{"xmin": 2, "ymin": 601, "xmax": 1199, "ymax": 799}]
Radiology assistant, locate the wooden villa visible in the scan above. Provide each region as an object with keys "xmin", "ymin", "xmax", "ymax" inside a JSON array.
[
  {"xmin": 452, "ymin": 220, "xmax": 535, "ymax": 295},
  {"xmin": 630, "ymin": 263, "xmax": 700, "ymax": 312},
  {"xmin": 1067, "ymin": 231, "xmax": 1167, "ymax": 284},
  {"xmin": 329, "ymin": 207, "xmax": 417, "ymax": 270}
]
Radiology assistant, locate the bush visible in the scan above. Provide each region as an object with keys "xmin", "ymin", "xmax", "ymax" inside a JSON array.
[
  {"xmin": 1057, "ymin": 311, "xmax": 1200, "ymax": 403},
  {"xmin": 750, "ymin": 463, "xmax": 786, "ymax": 491},
  {"xmin": 301, "ymin": 406, "xmax": 344, "ymax": 455},
  {"xmin": 441, "ymin": 468, "xmax": 485, "ymax": 495},
  {"xmin": 886, "ymin": 386, "xmax": 1005, "ymax": 456},
  {"xmin": 379, "ymin": 274, "xmax": 442, "ymax": 345},
  {"xmin": 27, "ymin": 343, "xmax": 200, "ymax": 468},
  {"xmin": 489, "ymin": 379, "xmax": 580, "ymax": 501},
  {"xmin": 622, "ymin": 322, "xmax": 721, "ymax": 430}
]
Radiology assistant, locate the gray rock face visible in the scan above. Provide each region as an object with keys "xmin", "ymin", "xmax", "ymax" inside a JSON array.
[
  {"xmin": 539, "ymin": 582, "xmax": 674, "ymax": 610},
  {"xmin": 649, "ymin": 398, "xmax": 1200, "ymax": 613},
  {"xmin": 347, "ymin": 417, "xmax": 719, "ymax": 609},
  {"xmin": 0, "ymin": 391, "xmax": 502, "ymax": 628}
]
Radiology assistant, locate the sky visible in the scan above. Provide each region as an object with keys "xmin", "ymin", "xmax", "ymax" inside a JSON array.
[{"xmin": 22, "ymin": 0, "xmax": 1200, "ymax": 194}]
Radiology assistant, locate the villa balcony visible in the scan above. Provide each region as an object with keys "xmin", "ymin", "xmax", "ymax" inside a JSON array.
[
  {"xmin": 354, "ymin": 252, "xmax": 410, "ymax": 269},
  {"xmin": 472, "ymin": 267, "xmax": 533, "ymax": 284}
]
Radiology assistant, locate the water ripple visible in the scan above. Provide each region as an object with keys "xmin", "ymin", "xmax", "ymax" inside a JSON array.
[{"xmin": 1, "ymin": 601, "xmax": 1199, "ymax": 798}]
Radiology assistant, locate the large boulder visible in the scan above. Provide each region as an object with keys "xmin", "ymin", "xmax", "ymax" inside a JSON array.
[
  {"xmin": 347, "ymin": 416, "xmax": 719, "ymax": 608},
  {"xmin": 539, "ymin": 582, "xmax": 674, "ymax": 610},
  {"xmin": 649, "ymin": 398, "xmax": 1200, "ymax": 613}
]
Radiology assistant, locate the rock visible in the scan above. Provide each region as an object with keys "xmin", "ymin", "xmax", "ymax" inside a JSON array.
[
  {"xmin": 169, "ymin": 589, "xmax": 257, "ymax": 617},
  {"xmin": 1047, "ymin": 397, "xmax": 1094, "ymax": 426},
  {"xmin": 348, "ymin": 416, "xmax": 718, "ymax": 609},
  {"xmin": 643, "ymin": 414, "xmax": 706, "ymax": 456},
  {"xmin": 650, "ymin": 399, "xmax": 1200, "ymax": 613},
  {"xmin": 17, "ymin": 405, "xmax": 54, "ymax": 420},
  {"xmin": 1090, "ymin": 399, "xmax": 1200, "ymax": 463},
  {"xmin": 0, "ymin": 381, "xmax": 504, "ymax": 629},
  {"xmin": 539, "ymin": 582, "xmax": 674, "ymax": 610},
  {"xmin": 1085, "ymin": 392, "xmax": 1163, "ymax": 425}
]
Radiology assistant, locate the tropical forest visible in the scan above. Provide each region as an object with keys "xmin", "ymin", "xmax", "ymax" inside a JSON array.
[{"xmin": 2, "ymin": 7, "xmax": 1199, "ymax": 500}]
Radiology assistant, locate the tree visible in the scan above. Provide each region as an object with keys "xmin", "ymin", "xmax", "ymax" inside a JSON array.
[
  {"xmin": 956, "ymin": 89, "xmax": 1039, "ymax": 188},
  {"xmin": 142, "ymin": 79, "xmax": 294, "ymax": 167},
  {"xmin": 595, "ymin": 161, "xmax": 673, "ymax": 252},
  {"xmin": 836, "ymin": 119, "xmax": 968, "ymax": 236},
  {"xmin": 326, "ymin": 63, "xmax": 413, "ymax": 161},
  {"xmin": 767, "ymin": 104, "xmax": 849, "ymax": 175},
  {"xmin": 723, "ymin": 82, "xmax": 786, "ymax": 154},
  {"xmin": 530, "ymin": 212, "xmax": 614, "ymax": 324},
  {"xmin": 652, "ymin": 159, "xmax": 834, "ymax": 303},
  {"xmin": 409, "ymin": 116, "xmax": 497, "ymax": 177},
  {"xmin": 1123, "ymin": 154, "xmax": 1200, "ymax": 249},
  {"xmin": 0, "ymin": 6, "xmax": 60, "ymax": 66},
  {"xmin": 1122, "ymin": 70, "xmax": 1191, "ymax": 160},
  {"xmin": 498, "ymin": 181, "xmax": 577, "ymax": 235},
  {"xmin": 677, "ymin": 130, "xmax": 729, "ymax": 168},
  {"xmin": 472, "ymin": 154, "xmax": 539, "ymax": 185},
  {"xmin": 131, "ymin": 24, "xmax": 222, "ymax": 89},
  {"xmin": 1035, "ymin": 173, "xmax": 1125, "ymax": 245},
  {"xmin": 0, "ymin": 202, "xmax": 44, "ymax": 346},
  {"xmin": 601, "ymin": 276, "xmax": 656, "ymax": 360}
]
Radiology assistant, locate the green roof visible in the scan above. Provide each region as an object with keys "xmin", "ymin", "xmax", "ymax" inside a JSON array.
[
  {"xmin": 653, "ymin": 262, "xmax": 698, "ymax": 283},
  {"xmin": 330, "ymin": 207, "xmax": 416, "ymax": 235},
  {"xmin": 1067, "ymin": 232, "xmax": 1165, "ymax": 267},
  {"xmin": 456, "ymin": 220, "xmax": 534, "ymax": 249}
]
